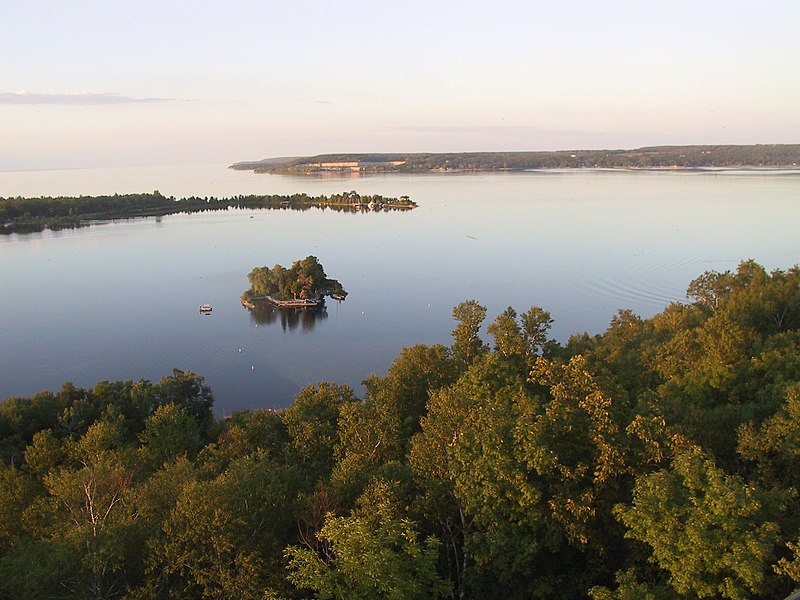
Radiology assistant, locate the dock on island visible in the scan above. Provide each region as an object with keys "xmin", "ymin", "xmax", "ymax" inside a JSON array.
[
  {"xmin": 241, "ymin": 256, "xmax": 347, "ymax": 312},
  {"xmin": 241, "ymin": 295, "xmax": 324, "ymax": 309}
]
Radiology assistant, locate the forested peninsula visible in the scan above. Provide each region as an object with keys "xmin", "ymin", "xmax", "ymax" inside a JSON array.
[
  {"xmin": 0, "ymin": 190, "xmax": 416, "ymax": 234},
  {"xmin": 231, "ymin": 144, "xmax": 800, "ymax": 174},
  {"xmin": 2, "ymin": 260, "xmax": 800, "ymax": 599}
]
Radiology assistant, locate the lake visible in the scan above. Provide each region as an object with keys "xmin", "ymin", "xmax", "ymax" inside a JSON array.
[{"xmin": 2, "ymin": 165, "xmax": 799, "ymax": 413}]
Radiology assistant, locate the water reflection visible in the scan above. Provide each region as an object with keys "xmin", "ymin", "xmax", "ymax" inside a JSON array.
[
  {"xmin": 2, "ymin": 167, "xmax": 799, "ymax": 414},
  {"xmin": 247, "ymin": 301, "xmax": 329, "ymax": 332},
  {"xmin": 1, "ymin": 193, "xmax": 415, "ymax": 236}
]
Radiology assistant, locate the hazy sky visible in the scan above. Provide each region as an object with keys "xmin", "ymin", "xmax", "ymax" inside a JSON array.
[{"xmin": 2, "ymin": 1, "xmax": 799, "ymax": 170}]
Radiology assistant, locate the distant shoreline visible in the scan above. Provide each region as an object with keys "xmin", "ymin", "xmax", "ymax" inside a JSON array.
[{"xmin": 230, "ymin": 144, "xmax": 800, "ymax": 175}]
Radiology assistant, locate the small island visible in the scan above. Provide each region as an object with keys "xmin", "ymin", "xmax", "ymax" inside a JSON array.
[{"xmin": 241, "ymin": 256, "xmax": 347, "ymax": 310}]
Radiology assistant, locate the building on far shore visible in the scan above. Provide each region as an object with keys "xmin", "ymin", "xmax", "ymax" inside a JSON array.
[
  {"xmin": 310, "ymin": 160, "xmax": 406, "ymax": 172},
  {"xmin": 316, "ymin": 161, "xmax": 360, "ymax": 171}
]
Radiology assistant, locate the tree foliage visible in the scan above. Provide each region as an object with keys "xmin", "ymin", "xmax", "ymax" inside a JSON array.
[
  {"xmin": 1, "ymin": 259, "xmax": 800, "ymax": 599},
  {"xmin": 245, "ymin": 255, "xmax": 347, "ymax": 301},
  {"xmin": 286, "ymin": 479, "xmax": 451, "ymax": 600},
  {"xmin": 617, "ymin": 446, "xmax": 790, "ymax": 600}
]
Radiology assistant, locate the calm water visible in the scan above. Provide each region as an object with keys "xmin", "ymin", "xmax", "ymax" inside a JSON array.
[{"xmin": 2, "ymin": 165, "xmax": 799, "ymax": 413}]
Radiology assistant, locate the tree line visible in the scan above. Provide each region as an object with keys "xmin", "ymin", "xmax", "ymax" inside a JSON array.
[
  {"xmin": 1, "ymin": 259, "xmax": 800, "ymax": 599},
  {"xmin": 0, "ymin": 191, "xmax": 415, "ymax": 235},
  {"xmin": 235, "ymin": 145, "xmax": 800, "ymax": 174}
]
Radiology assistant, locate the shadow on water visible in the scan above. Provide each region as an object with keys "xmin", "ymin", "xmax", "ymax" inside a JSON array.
[{"xmin": 247, "ymin": 301, "xmax": 329, "ymax": 332}]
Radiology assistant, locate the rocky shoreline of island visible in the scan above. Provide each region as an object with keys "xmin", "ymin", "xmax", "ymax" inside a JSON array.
[{"xmin": 241, "ymin": 294, "xmax": 336, "ymax": 310}]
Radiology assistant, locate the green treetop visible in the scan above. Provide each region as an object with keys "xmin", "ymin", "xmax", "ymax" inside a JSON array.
[{"xmin": 243, "ymin": 256, "xmax": 347, "ymax": 302}]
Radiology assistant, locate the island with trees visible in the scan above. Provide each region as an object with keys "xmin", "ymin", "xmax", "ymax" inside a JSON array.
[
  {"xmin": 231, "ymin": 144, "xmax": 800, "ymax": 174},
  {"xmin": 0, "ymin": 190, "xmax": 416, "ymax": 235},
  {"xmin": 2, "ymin": 259, "xmax": 800, "ymax": 599},
  {"xmin": 241, "ymin": 255, "xmax": 347, "ymax": 309}
]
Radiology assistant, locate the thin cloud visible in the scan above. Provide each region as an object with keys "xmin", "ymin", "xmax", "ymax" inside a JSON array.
[
  {"xmin": 393, "ymin": 125, "xmax": 549, "ymax": 135},
  {"xmin": 0, "ymin": 91, "xmax": 172, "ymax": 105}
]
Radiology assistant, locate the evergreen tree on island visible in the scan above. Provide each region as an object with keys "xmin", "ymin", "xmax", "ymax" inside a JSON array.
[{"xmin": 242, "ymin": 256, "xmax": 347, "ymax": 306}]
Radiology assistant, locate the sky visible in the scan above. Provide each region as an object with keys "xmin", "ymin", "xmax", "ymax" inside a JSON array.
[{"xmin": 2, "ymin": 0, "xmax": 799, "ymax": 170}]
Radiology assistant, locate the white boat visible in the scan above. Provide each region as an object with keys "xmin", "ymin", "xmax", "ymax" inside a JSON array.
[{"xmin": 199, "ymin": 304, "xmax": 212, "ymax": 313}]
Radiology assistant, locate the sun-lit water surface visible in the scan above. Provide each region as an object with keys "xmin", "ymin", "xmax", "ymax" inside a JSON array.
[{"xmin": 1, "ymin": 165, "xmax": 798, "ymax": 413}]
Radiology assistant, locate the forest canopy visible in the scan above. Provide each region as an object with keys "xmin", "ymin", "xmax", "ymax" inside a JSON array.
[{"xmin": 1, "ymin": 259, "xmax": 800, "ymax": 599}]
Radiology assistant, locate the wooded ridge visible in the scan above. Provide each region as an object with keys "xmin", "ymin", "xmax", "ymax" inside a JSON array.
[{"xmin": 231, "ymin": 144, "xmax": 800, "ymax": 174}]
